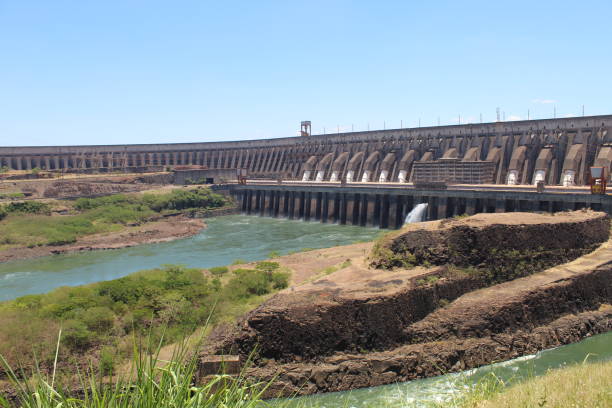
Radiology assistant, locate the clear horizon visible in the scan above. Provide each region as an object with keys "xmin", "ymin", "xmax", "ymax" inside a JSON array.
[
  {"xmin": 1, "ymin": 113, "xmax": 610, "ymax": 149},
  {"xmin": 1, "ymin": 1, "xmax": 611, "ymax": 146}
]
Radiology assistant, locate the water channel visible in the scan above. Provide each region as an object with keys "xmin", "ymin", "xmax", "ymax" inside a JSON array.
[
  {"xmin": 280, "ymin": 331, "xmax": 612, "ymax": 407},
  {"xmin": 0, "ymin": 215, "xmax": 383, "ymax": 301}
]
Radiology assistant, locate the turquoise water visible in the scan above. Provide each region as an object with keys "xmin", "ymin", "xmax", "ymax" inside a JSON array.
[
  {"xmin": 0, "ymin": 215, "xmax": 382, "ymax": 301},
  {"xmin": 281, "ymin": 331, "xmax": 612, "ymax": 407}
]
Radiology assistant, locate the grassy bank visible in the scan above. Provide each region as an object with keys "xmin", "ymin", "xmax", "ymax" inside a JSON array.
[
  {"xmin": 454, "ymin": 359, "xmax": 612, "ymax": 407},
  {"xmin": 2, "ymin": 345, "xmax": 609, "ymax": 408},
  {"xmin": 0, "ymin": 188, "xmax": 228, "ymax": 248},
  {"xmin": 1, "ymin": 336, "xmax": 277, "ymax": 408},
  {"xmin": 0, "ymin": 261, "xmax": 289, "ymax": 381}
]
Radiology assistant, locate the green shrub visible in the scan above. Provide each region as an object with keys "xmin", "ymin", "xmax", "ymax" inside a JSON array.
[
  {"xmin": 225, "ymin": 264, "xmax": 288, "ymax": 299},
  {"xmin": 62, "ymin": 320, "xmax": 93, "ymax": 349},
  {"xmin": 82, "ymin": 306, "xmax": 115, "ymax": 333},
  {"xmin": 162, "ymin": 265, "xmax": 192, "ymax": 290},
  {"xmin": 143, "ymin": 188, "xmax": 226, "ymax": 212},
  {"xmin": 270, "ymin": 271, "xmax": 290, "ymax": 290},
  {"xmin": 209, "ymin": 266, "xmax": 229, "ymax": 276},
  {"xmin": 0, "ymin": 263, "xmax": 291, "ymax": 379},
  {"xmin": 99, "ymin": 346, "xmax": 116, "ymax": 376},
  {"xmin": 5, "ymin": 201, "xmax": 50, "ymax": 214},
  {"xmin": 226, "ymin": 269, "xmax": 271, "ymax": 298},
  {"xmin": 13, "ymin": 294, "xmax": 43, "ymax": 310},
  {"xmin": 0, "ymin": 205, "xmax": 6, "ymax": 221},
  {"xmin": 74, "ymin": 194, "xmax": 137, "ymax": 211},
  {"xmin": 183, "ymin": 177, "xmax": 210, "ymax": 185},
  {"xmin": 98, "ymin": 277, "xmax": 144, "ymax": 304},
  {"xmin": 416, "ymin": 275, "xmax": 440, "ymax": 286},
  {"xmin": 255, "ymin": 261, "xmax": 280, "ymax": 274}
]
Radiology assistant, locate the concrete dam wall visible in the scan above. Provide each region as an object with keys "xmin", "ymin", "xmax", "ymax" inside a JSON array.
[
  {"xmin": 227, "ymin": 184, "xmax": 612, "ymax": 229},
  {"xmin": 1, "ymin": 115, "xmax": 611, "ymax": 186}
]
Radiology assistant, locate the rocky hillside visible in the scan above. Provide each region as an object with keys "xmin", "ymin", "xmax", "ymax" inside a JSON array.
[
  {"xmin": 200, "ymin": 211, "xmax": 611, "ymax": 397},
  {"xmin": 370, "ymin": 210, "xmax": 609, "ymax": 280}
]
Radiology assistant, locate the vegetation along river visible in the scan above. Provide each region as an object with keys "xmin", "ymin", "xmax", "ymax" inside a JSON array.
[
  {"xmin": 0, "ymin": 215, "xmax": 382, "ymax": 301},
  {"xmin": 279, "ymin": 331, "xmax": 612, "ymax": 407}
]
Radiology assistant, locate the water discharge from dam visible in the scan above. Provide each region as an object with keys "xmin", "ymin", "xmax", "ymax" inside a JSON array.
[
  {"xmin": 279, "ymin": 331, "xmax": 612, "ymax": 408},
  {"xmin": 0, "ymin": 215, "xmax": 382, "ymax": 301},
  {"xmin": 404, "ymin": 203, "xmax": 429, "ymax": 224}
]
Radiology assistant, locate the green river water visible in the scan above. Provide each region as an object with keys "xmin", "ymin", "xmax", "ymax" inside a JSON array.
[
  {"xmin": 0, "ymin": 215, "xmax": 609, "ymax": 406},
  {"xmin": 0, "ymin": 215, "xmax": 383, "ymax": 302},
  {"xmin": 280, "ymin": 332, "xmax": 611, "ymax": 407}
]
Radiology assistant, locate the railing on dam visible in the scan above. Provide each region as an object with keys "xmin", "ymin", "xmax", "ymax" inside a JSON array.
[
  {"xmin": 223, "ymin": 183, "xmax": 612, "ymax": 229},
  {"xmin": 2, "ymin": 115, "xmax": 611, "ymax": 188}
]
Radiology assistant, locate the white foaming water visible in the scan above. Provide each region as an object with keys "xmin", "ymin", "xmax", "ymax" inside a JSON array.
[{"xmin": 404, "ymin": 203, "xmax": 428, "ymax": 224}]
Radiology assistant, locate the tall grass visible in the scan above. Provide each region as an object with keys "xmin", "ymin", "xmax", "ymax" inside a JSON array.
[
  {"xmin": 0, "ymin": 331, "xmax": 279, "ymax": 408},
  {"xmin": 455, "ymin": 360, "xmax": 612, "ymax": 408}
]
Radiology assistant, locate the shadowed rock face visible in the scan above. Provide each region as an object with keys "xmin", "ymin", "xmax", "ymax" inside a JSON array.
[
  {"xmin": 370, "ymin": 211, "xmax": 610, "ymax": 278},
  {"xmin": 200, "ymin": 211, "xmax": 612, "ymax": 396}
]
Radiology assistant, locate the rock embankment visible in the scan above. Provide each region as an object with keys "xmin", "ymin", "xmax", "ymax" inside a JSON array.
[
  {"xmin": 370, "ymin": 210, "xmax": 609, "ymax": 277},
  {"xmin": 200, "ymin": 211, "xmax": 611, "ymax": 397}
]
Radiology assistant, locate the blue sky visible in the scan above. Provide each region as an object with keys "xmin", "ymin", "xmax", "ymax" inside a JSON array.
[{"xmin": 0, "ymin": 1, "xmax": 610, "ymax": 146}]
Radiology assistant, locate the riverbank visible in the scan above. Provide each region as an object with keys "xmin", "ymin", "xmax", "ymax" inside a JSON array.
[
  {"xmin": 462, "ymin": 359, "xmax": 612, "ymax": 408},
  {"xmin": 0, "ymin": 214, "xmax": 206, "ymax": 263},
  {"xmin": 0, "ymin": 217, "xmax": 381, "ymax": 387},
  {"xmin": 0, "ymin": 187, "xmax": 235, "ymax": 263}
]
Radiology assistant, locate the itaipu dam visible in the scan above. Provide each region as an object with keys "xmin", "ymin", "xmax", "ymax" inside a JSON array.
[{"xmin": 2, "ymin": 115, "xmax": 612, "ymax": 226}]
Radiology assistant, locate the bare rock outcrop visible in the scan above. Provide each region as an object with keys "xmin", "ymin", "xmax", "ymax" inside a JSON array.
[
  {"xmin": 370, "ymin": 210, "xmax": 609, "ymax": 280},
  {"xmin": 200, "ymin": 211, "xmax": 612, "ymax": 397}
]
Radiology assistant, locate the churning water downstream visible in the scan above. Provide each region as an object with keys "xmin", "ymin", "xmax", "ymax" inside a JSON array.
[
  {"xmin": 0, "ymin": 215, "xmax": 382, "ymax": 301},
  {"xmin": 278, "ymin": 332, "xmax": 612, "ymax": 407}
]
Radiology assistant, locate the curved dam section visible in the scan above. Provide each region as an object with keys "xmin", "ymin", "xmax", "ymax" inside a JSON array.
[{"xmin": 1, "ymin": 115, "xmax": 611, "ymax": 187}]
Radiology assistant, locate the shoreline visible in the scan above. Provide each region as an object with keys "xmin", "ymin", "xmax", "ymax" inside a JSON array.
[{"xmin": 0, "ymin": 214, "xmax": 206, "ymax": 264}]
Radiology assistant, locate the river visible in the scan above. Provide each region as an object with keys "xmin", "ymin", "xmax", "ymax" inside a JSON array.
[
  {"xmin": 280, "ymin": 331, "xmax": 612, "ymax": 407},
  {"xmin": 0, "ymin": 215, "xmax": 382, "ymax": 301},
  {"xmin": 1, "ymin": 215, "xmax": 609, "ymax": 407}
]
